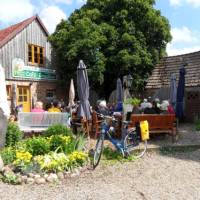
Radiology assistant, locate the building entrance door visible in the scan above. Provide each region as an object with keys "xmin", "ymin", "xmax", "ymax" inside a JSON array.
[{"xmin": 17, "ymin": 86, "xmax": 31, "ymax": 112}]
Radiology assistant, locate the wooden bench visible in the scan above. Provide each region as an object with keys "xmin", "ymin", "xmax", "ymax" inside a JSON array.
[
  {"xmin": 130, "ymin": 114, "xmax": 177, "ymax": 142},
  {"xmin": 18, "ymin": 112, "xmax": 70, "ymax": 132}
]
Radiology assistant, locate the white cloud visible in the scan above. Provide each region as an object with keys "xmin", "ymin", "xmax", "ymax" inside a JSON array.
[
  {"xmin": 52, "ymin": 0, "xmax": 73, "ymax": 5},
  {"xmin": 40, "ymin": 6, "xmax": 67, "ymax": 33},
  {"xmin": 0, "ymin": 0, "xmax": 35, "ymax": 25},
  {"xmin": 169, "ymin": 0, "xmax": 182, "ymax": 6},
  {"xmin": 186, "ymin": 0, "xmax": 200, "ymax": 7},
  {"xmin": 171, "ymin": 26, "xmax": 198, "ymax": 43},
  {"xmin": 167, "ymin": 44, "xmax": 200, "ymax": 56},
  {"xmin": 166, "ymin": 26, "xmax": 200, "ymax": 56},
  {"xmin": 169, "ymin": 0, "xmax": 200, "ymax": 7}
]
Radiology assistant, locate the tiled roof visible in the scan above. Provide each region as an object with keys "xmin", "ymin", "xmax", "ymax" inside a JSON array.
[
  {"xmin": 146, "ymin": 51, "xmax": 200, "ymax": 89},
  {"xmin": 0, "ymin": 15, "xmax": 49, "ymax": 48}
]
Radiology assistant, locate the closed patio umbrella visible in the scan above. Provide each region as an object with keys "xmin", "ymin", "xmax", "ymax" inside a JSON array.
[
  {"xmin": 117, "ymin": 78, "xmax": 123, "ymax": 103},
  {"xmin": 169, "ymin": 73, "xmax": 177, "ymax": 109},
  {"xmin": 176, "ymin": 66, "xmax": 186, "ymax": 119},
  {"xmin": 77, "ymin": 60, "xmax": 91, "ymax": 120},
  {"xmin": 0, "ymin": 64, "xmax": 10, "ymax": 117},
  {"xmin": 116, "ymin": 78, "xmax": 123, "ymax": 112},
  {"xmin": 68, "ymin": 79, "xmax": 75, "ymax": 108}
]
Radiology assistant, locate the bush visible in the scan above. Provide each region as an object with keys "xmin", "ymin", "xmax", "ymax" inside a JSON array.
[
  {"xmin": 25, "ymin": 137, "xmax": 50, "ymax": 156},
  {"xmin": 43, "ymin": 124, "xmax": 73, "ymax": 137},
  {"xmin": 0, "ymin": 147, "xmax": 16, "ymax": 165},
  {"xmin": 6, "ymin": 122, "xmax": 23, "ymax": 147},
  {"xmin": 49, "ymin": 135, "xmax": 71, "ymax": 153}
]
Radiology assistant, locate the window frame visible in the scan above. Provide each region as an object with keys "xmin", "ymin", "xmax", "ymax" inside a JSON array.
[{"xmin": 28, "ymin": 44, "xmax": 45, "ymax": 66}]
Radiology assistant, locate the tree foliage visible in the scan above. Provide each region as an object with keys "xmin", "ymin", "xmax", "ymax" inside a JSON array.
[{"xmin": 49, "ymin": 0, "xmax": 171, "ymax": 97}]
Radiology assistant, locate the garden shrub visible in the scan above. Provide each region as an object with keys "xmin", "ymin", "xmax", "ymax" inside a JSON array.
[
  {"xmin": 73, "ymin": 134, "xmax": 87, "ymax": 151},
  {"xmin": 49, "ymin": 135, "xmax": 71, "ymax": 153},
  {"xmin": 6, "ymin": 122, "xmax": 23, "ymax": 147},
  {"xmin": 43, "ymin": 124, "xmax": 73, "ymax": 137},
  {"xmin": 13, "ymin": 151, "xmax": 33, "ymax": 172},
  {"xmin": 34, "ymin": 151, "xmax": 88, "ymax": 172},
  {"xmin": 25, "ymin": 137, "xmax": 50, "ymax": 156},
  {"xmin": 0, "ymin": 147, "xmax": 16, "ymax": 165},
  {"xmin": 34, "ymin": 152, "xmax": 69, "ymax": 172}
]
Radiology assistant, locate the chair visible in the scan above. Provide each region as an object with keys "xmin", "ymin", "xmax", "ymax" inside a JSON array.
[{"xmin": 91, "ymin": 111, "xmax": 102, "ymax": 138}]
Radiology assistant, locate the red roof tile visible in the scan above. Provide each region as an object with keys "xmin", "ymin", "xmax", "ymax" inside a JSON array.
[{"xmin": 0, "ymin": 15, "xmax": 49, "ymax": 48}]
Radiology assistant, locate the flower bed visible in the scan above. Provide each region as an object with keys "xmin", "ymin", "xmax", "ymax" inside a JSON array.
[{"xmin": 0, "ymin": 123, "xmax": 89, "ymax": 185}]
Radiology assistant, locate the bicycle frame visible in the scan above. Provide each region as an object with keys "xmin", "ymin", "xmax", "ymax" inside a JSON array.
[{"xmin": 100, "ymin": 117, "xmax": 126, "ymax": 155}]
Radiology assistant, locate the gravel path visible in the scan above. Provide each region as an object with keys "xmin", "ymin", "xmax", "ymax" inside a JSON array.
[{"xmin": 0, "ymin": 149, "xmax": 200, "ymax": 200}]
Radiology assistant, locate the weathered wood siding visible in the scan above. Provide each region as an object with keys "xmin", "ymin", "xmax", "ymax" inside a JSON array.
[{"xmin": 0, "ymin": 19, "xmax": 52, "ymax": 80}]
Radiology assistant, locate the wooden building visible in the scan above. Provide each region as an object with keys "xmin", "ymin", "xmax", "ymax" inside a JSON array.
[
  {"xmin": 0, "ymin": 15, "xmax": 58, "ymax": 112},
  {"xmin": 146, "ymin": 51, "xmax": 200, "ymax": 122}
]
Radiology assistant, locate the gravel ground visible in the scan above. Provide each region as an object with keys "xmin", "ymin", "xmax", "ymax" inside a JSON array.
[
  {"xmin": 0, "ymin": 123, "xmax": 200, "ymax": 200},
  {"xmin": 0, "ymin": 149, "xmax": 200, "ymax": 200}
]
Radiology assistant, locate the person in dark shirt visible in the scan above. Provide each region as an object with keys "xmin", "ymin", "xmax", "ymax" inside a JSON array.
[{"xmin": 144, "ymin": 102, "xmax": 157, "ymax": 114}]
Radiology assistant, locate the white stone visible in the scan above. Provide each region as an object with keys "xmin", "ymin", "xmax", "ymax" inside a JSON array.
[
  {"xmin": 34, "ymin": 174, "xmax": 41, "ymax": 179},
  {"xmin": 57, "ymin": 172, "xmax": 64, "ymax": 180},
  {"xmin": 35, "ymin": 177, "xmax": 46, "ymax": 184},
  {"xmin": 28, "ymin": 173, "xmax": 34, "ymax": 178},
  {"xmin": 46, "ymin": 173, "xmax": 58, "ymax": 183},
  {"xmin": 21, "ymin": 175, "xmax": 28, "ymax": 182},
  {"xmin": 26, "ymin": 177, "xmax": 35, "ymax": 184},
  {"xmin": 43, "ymin": 174, "xmax": 49, "ymax": 179},
  {"xmin": 2, "ymin": 165, "xmax": 12, "ymax": 174}
]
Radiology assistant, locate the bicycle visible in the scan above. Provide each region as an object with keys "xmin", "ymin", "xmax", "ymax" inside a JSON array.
[{"xmin": 93, "ymin": 113, "xmax": 148, "ymax": 169}]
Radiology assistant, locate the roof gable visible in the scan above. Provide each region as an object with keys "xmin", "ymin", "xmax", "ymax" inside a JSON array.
[
  {"xmin": 146, "ymin": 51, "xmax": 200, "ymax": 89},
  {"xmin": 0, "ymin": 15, "xmax": 49, "ymax": 48}
]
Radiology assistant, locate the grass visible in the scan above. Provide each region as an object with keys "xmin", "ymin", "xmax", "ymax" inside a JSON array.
[{"xmin": 101, "ymin": 147, "xmax": 137, "ymax": 165}]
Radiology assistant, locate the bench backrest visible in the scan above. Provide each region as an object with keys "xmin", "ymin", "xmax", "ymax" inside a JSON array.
[
  {"xmin": 130, "ymin": 114, "xmax": 176, "ymax": 130},
  {"xmin": 18, "ymin": 112, "xmax": 70, "ymax": 127}
]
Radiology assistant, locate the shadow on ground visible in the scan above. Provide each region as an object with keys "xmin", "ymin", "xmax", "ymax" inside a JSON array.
[{"xmin": 148, "ymin": 123, "xmax": 200, "ymax": 163}]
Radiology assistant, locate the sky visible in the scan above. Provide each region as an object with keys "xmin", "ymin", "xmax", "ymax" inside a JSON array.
[{"xmin": 0, "ymin": 0, "xmax": 200, "ymax": 56}]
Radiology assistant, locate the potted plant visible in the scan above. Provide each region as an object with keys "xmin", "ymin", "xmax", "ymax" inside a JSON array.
[{"xmin": 124, "ymin": 98, "xmax": 141, "ymax": 114}]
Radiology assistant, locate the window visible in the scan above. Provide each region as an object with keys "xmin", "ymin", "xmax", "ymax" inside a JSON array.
[
  {"xmin": 28, "ymin": 44, "xmax": 44, "ymax": 65},
  {"xmin": 46, "ymin": 89, "xmax": 56, "ymax": 99},
  {"xmin": 6, "ymin": 85, "xmax": 11, "ymax": 99},
  {"xmin": 18, "ymin": 87, "xmax": 28, "ymax": 102}
]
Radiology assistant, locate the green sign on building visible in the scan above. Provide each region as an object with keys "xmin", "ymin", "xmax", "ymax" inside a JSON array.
[{"xmin": 12, "ymin": 58, "xmax": 56, "ymax": 80}]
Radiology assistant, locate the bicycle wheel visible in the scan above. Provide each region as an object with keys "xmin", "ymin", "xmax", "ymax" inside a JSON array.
[
  {"xmin": 124, "ymin": 130, "xmax": 147, "ymax": 158},
  {"xmin": 93, "ymin": 134, "xmax": 104, "ymax": 169}
]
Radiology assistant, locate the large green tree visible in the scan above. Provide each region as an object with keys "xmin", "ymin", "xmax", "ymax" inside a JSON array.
[{"xmin": 49, "ymin": 0, "xmax": 171, "ymax": 97}]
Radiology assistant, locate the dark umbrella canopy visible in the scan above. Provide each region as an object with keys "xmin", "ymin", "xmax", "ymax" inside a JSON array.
[
  {"xmin": 176, "ymin": 67, "xmax": 186, "ymax": 119},
  {"xmin": 77, "ymin": 60, "xmax": 91, "ymax": 120},
  {"xmin": 169, "ymin": 73, "xmax": 177, "ymax": 109},
  {"xmin": 116, "ymin": 78, "xmax": 123, "ymax": 102}
]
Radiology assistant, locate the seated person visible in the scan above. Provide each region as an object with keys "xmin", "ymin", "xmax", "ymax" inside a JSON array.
[
  {"xmin": 97, "ymin": 100, "xmax": 110, "ymax": 116},
  {"xmin": 31, "ymin": 101, "xmax": 45, "ymax": 112},
  {"xmin": 140, "ymin": 98, "xmax": 148, "ymax": 112},
  {"xmin": 48, "ymin": 100, "xmax": 61, "ymax": 112},
  {"xmin": 143, "ymin": 102, "xmax": 157, "ymax": 114},
  {"xmin": 152, "ymin": 100, "xmax": 161, "ymax": 114},
  {"xmin": 160, "ymin": 100, "xmax": 175, "ymax": 114}
]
